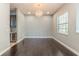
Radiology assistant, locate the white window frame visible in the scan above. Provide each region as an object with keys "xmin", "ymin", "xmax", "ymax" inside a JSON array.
[
  {"xmin": 76, "ymin": 9, "xmax": 79, "ymax": 33},
  {"xmin": 56, "ymin": 12, "xmax": 69, "ymax": 35}
]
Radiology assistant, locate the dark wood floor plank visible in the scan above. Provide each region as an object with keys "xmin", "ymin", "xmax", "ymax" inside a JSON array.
[{"xmin": 2, "ymin": 38, "xmax": 76, "ymax": 56}]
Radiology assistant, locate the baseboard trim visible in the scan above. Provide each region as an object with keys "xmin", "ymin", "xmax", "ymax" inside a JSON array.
[
  {"xmin": 0, "ymin": 36, "xmax": 79, "ymax": 56},
  {"xmin": 0, "ymin": 46, "xmax": 11, "ymax": 56},
  {"xmin": 0, "ymin": 36, "xmax": 52, "ymax": 56},
  {"xmin": 23, "ymin": 36, "xmax": 53, "ymax": 38},
  {"xmin": 51, "ymin": 36, "xmax": 79, "ymax": 56},
  {"xmin": 0, "ymin": 38, "xmax": 24, "ymax": 56}
]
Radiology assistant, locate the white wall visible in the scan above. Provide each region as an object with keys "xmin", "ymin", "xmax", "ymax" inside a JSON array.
[
  {"xmin": 0, "ymin": 4, "xmax": 10, "ymax": 53},
  {"xmin": 52, "ymin": 4, "xmax": 79, "ymax": 53},
  {"xmin": 17, "ymin": 9, "xmax": 25, "ymax": 40},
  {"xmin": 24, "ymin": 16, "xmax": 52, "ymax": 37},
  {"xmin": 76, "ymin": 4, "xmax": 79, "ymax": 32},
  {"xmin": 16, "ymin": 9, "xmax": 52, "ymax": 39}
]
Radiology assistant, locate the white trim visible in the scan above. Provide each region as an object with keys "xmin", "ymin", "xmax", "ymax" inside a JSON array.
[
  {"xmin": 57, "ymin": 32, "xmax": 68, "ymax": 35},
  {"xmin": 0, "ymin": 46, "xmax": 11, "ymax": 56},
  {"xmin": 23, "ymin": 36, "xmax": 53, "ymax": 38},
  {"xmin": 0, "ymin": 38, "xmax": 24, "ymax": 56},
  {"xmin": 0, "ymin": 36, "xmax": 79, "ymax": 56},
  {"xmin": 0, "ymin": 36, "xmax": 52, "ymax": 56},
  {"xmin": 51, "ymin": 36, "xmax": 79, "ymax": 56}
]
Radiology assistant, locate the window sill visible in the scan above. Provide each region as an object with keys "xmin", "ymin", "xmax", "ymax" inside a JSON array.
[
  {"xmin": 57, "ymin": 32, "xmax": 68, "ymax": 36},
  {"xmin": 76, "ymin": 32, "xmax": 79, "ymax": 34}
]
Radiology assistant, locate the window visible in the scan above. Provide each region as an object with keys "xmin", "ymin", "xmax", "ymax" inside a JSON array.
[
  {"xmin": 76, "ymin": 9, "xmax": 79, "ymax": 32},
  {"xmin": 57, "ymin": 12, "xmax": 68, "ymax": 34}
]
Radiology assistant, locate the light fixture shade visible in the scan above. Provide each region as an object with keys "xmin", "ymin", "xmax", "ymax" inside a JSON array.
[
  {"xmin": 27, "ymin": 12, "xmax": 31, "ymax": 14},
  {"xmin": 35, "ymin": 10, "xmax": 43, "ymax": 16}
]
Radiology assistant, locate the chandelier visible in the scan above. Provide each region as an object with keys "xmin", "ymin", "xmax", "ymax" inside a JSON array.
[
  {"xmin": 35, "ymin": 10, "xmax": 43, "ymax": 16},
  {"xmin": 34, "ymin": 4, "xmax": 43, "ymax": 16}
]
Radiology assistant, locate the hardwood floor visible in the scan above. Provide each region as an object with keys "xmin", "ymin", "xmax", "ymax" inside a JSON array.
[{"xmin": 2, "ymin": 38, "xmax": 76, "ymax": 56}]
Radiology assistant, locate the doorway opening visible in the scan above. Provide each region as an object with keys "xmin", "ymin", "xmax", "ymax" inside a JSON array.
[{"xmin": 10, "ymin": 9, "xmax": 17, "ymax": 45}]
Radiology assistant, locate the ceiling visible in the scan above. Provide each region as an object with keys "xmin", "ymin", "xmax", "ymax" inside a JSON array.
[{"xmin": 10, "ymin": 3, "xmax": 64, "ymax": 16}]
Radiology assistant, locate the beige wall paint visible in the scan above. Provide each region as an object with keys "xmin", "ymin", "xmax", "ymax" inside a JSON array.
[
  {"xmin": 17, "ymin": 9, "xmax": 25, "ymax": 40},
  {"xmin": 16, "ymin": 10, "xmax": 53, "ymax": 40},
  {"xmin": 24, "ymin": 16, "xmax": 52, "ymax": 37},
  {"xmin": 52, "ymin": 4, "xmax": 79, "ymax": 53},
  {"xmin": 0, "ymin": 4, "xmax": 10, "ymax": 53}
]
